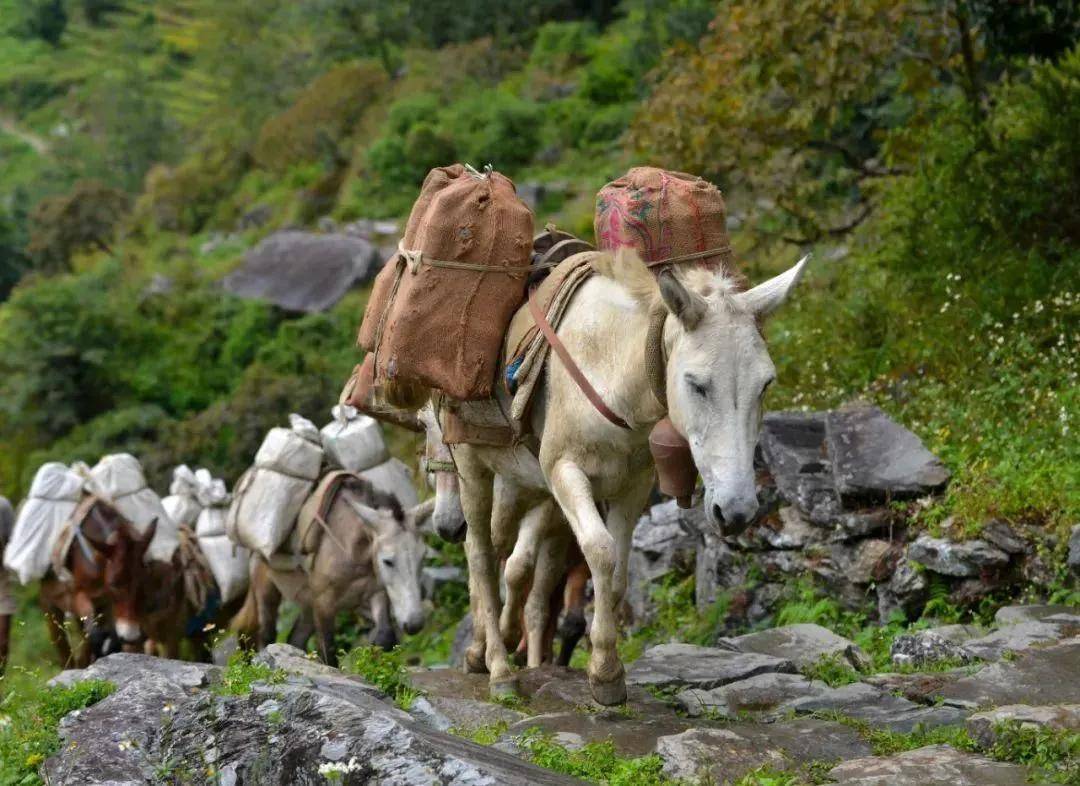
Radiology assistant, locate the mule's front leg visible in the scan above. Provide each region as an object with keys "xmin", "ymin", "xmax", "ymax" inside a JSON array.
[
  {"xmin": 458, "ymin": 461, "xmax": 516, "ymax": 696},
  {"xmin": 549, "ymin": 459, "xmax": 625, "ymax": 705}
]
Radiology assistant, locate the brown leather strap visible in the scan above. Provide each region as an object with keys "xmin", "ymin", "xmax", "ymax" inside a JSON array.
[{"xmin": 528, "ymin": 288, "xmax": 631, "ymax": 430}]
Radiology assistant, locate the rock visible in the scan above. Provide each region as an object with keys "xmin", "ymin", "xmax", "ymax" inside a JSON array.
[
  {"xmin": 626, "ymin": 643, "xmax": 795, "ymax": 691},
  {"xmin": 48, "ymin": 652, "xmax": 220, "ymax": 690},
  {"xmin": 221, "ymin": 230, "xmax": 379, "ymax": 313},
  {"xmin": 44, "ymin": 652, "xmax": 577, "ymax": 786},
  {"xmin": 927, "ymin": 624, "xmax": 983, "ymax": 644},
  {"xmin": 718, "ymin": 623, "xmax": 871, "ymax": 671},
  {"xmin": 828, "ymin": 744, "xmax": 1031, "ymax": 785},
  {"xmin": 254, "ymin": 643, "xmax": 382, "ymax": 700},
  {"xmin": 907, "ymin": 535, "xmax": 1009, "ymax": 577},
  {"xmin": 980, "ymin": 520, "xmax": 1029, "ymax": 555},
  {"xmin": 421, "ymin": 565, "xmax": 464, "ymax": 600},
  {"xmin": 830, "ymin": 509, "xmax": 894, "ymax": 540},
  {"xmin": 758, "ymin": 506, "xmax": 820, "ymax": 549},
  {"xmin": 744, "ymin": 582, "xmax": 785, "ymax": 626},
  {"xmin": 961, "ymin": 620, "xmax": 1077, "ymax": 661},
  {"xmin": 676, "ymin": 672, "xmax": 830, "ymax": 718},
  {"xmin": 423, "ymin": 695, "xmax": 527, "ymax": 732},
  {"xmin": 877, "ymin": 556, "xmax": 928, "ymax": 620},
  {"xmin": 656, "ymin": 718, "xmax": 872, "ymax": 783},
  {"xmin": 890, "ymin": 631, "xmax": 974, "ymax": 668},
  {"xmin": 845, "ymin": 539, "xmax": 900, "ymax": 584},
  {"xmin": 1069, "ymin": 524, "xmax": 1080, "ymax": 572},
  {"xmin": 966, "ymin": 704, "xmax": 1080, "ymax": 749},
  {"xmin": 212, "ymin": 633, "xmax": 241, "ymax": 666},
  {"xmin": 236, "ymin": 204, "xmax": 271, "ymax": 231},
  {"xmin": 783, "ymin": 681, "xmax": 969, "ymax": 732},
  {"xmin": 827, "ymin": 406, "xmax": 951, "ymax": 504},
  {"xmin": 694, "ymin": 533, "xmax": 749, "ymax": 612},
  {"xmin": 627, "ymin": 500, "xmax": 701, "ymax": 623},
  {"xmin": 939, "ymin": 637, "xmax": 1080, "ymax": 708},
  {"xmin": 994, "ymin": 604, "xmax": 1077, "ymax": 626},
  {"xmin": 862, "ymin": 669, "xmax": 969, "ymax": 705},
  {"xmin": 656, "ymin": 728, "xmax": 789, "ymax": 782},
  {"xmin": 759, "ymin": 412, "xmax": 842, "ymax": 524}
]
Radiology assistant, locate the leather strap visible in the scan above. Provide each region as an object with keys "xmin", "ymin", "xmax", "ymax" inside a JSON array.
[
  {"xmin": 528, "ymin": 287, "xmax": 631, "ymax": 430},
  {"xmin": 645, "ymin": 304, "xmax": 669, "ymax": 409}
]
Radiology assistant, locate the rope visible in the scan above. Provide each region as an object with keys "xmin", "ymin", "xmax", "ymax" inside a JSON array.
[
  {"xmin": 645, "ymin": 303, "xmax": 669, "ymax": 409},
  {"xmin": 644, "ymin": 245, "xmax": 733, "ymax": 268},
  {"xmin": 398, "ymin": 241, "xmax": 528, "ymax": 278}
]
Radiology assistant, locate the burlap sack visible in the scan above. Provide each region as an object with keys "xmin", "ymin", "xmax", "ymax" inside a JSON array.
[
  {"xmin": 595, "ymin": 167, "xmax": 736, "ymax": 274},
  {"xmin": 357, "ymin": 164, "xmax": 533, "ymax": 401}
]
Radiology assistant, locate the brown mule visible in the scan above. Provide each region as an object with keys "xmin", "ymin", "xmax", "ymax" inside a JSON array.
[{"xmin": 38, "ymin": 496, "xmax": 133, "ymax": 668}]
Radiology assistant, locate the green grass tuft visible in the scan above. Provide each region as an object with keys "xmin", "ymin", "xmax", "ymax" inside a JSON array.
[
  {"xmin": 516, "ymin": 728, "xmax": 677, "ymax": 786},
  {"xmin": 213, "ymin": 649, "xmax": 286, "ymax": 696},
  {"xmin": 342, "ymin": 645, "xmax": 419, "ymax": 710}
]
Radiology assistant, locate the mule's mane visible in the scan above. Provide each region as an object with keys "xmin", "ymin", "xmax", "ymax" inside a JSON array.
[
  {"xmin": 591, "ymin": 247, "xmax": 747, "ymax": 311},
  {"xmin": 343, "ymin": 474, "xmax": 404, "ymax": 522}
]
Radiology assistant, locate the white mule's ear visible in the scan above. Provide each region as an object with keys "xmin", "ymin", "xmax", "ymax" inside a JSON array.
[
  {"xmin": 407, "ymin": 498, "xmax": 436, "ymax": 531},
  {"xmin": 658, "ymin": 270, "xmax": 707, "ymax": 329},
  {"xmin": 345, "ymin": 497, "xmax": 387, "ymax": 529},
  {"xmin": 735, "ymin": 254, "xmax": 811, "ymax": 317}
]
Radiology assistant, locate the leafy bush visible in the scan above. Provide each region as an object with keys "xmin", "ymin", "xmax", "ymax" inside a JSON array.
[
  {"xmin": 443, "ymin": 90, "xmax": 543, "ymax": 169},
  {"xmin": 0, "ymin": 679, "xmax": 114, "ymax": 784},
  {"xmin": 26, "ymin": 181, "xmax": 129, "ymax": 274}
]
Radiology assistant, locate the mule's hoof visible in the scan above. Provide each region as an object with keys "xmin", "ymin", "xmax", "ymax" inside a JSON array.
[
  {"xmin": 489, "ymin": 677, "xmax": 519, "ymax": 700},
  {"xmin": 589, "ymin": 674, "xmax": 627, "ymax": 706},
  {"xmin": 464, "ymin": 648, "xmax": 488, "ymax": 674}
]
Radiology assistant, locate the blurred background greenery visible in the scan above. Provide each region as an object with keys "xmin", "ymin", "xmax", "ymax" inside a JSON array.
[{"xmin": 0, "ymin": 0, "xmax": 1075, "ymax": 539}]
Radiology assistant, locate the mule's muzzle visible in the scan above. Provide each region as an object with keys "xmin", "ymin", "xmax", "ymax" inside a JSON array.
[
  {"xmin": 114, "ymin": 619, "xmax": 142, "ymax": 643},
  {"xmin": 401, "ymin": 613, "xmax": 425, "ymax": 635},
  {"xmin": 435, "ymin": 517, "xmax": 467, "ymax": 544}
]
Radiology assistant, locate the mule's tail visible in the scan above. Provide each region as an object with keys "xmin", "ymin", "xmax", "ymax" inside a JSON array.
[{"xmin": 229, "ymin": 582, "xmax": 259, "ymax": 646}]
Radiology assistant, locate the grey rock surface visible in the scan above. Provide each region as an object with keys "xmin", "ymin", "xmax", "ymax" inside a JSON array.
[
  {"xmin": 222, "ymin": 230, "xmax": 378, "ymax": 313},
  {"xmin": 907, "ymin": 535, "xmax": 1009, "ymax": 577},
  {"xmin": 828, "ymin": 744, "xmax": 1031, "ymax": 785},
  {"xmin": 627, "ymin": 500, "xmax": 701, "ymax": 624},
  {"xmin": 939, "ymin": 637, "xmax": 1080, "ymax": 708},
  {"xmin": 827, "ymin": 406, "xmax": 951, "ymax": 503},
  {"xmin": 1069, "ymin": 524, "xmax": 1080, "ymax": 572},
  {"xmin": 890, "ymin": 631, "xmax": 974, "ymax": 668},
  {"xmin": 759, "ymin": 412, "xmax": 841, "ymax": 524},
  {"xmin": 966, "ymin": 704, "xmax": 1080, "ymax": 749},
  {"xmin": 43, "ymin": 652, "xmax": 579, "ymax": 786},
  {"xmin": 717, "ymin": 623, "xmax": 870, "ymax": 671},
  {"xmin": 994, "ymin": 604, "xmax": 1077, "ymax": 626},
  {"xmin": 980, "ymin": 520, "xmax": 1029, "ymax": 555},
  {"xmin": 782, "ymin": 681, "xmax": 969, "ymax": 732},
  {"xmin": 626, "ymin": 642, "xmax": 796, "ymax": 691},
  {"xmin": 421, "ymin": 565, "xmax": 465, "ymax": 600},
  {"xmin": 676, "ymin": 672, "xmax": 829, "ymax": 718},
  {"xmin": 655, "ymin": 727, "xmax": 789, "ymax": 782},
  {"xmin": 961, "ymin": 620, "xmax": 1077, "ymax": 661}
]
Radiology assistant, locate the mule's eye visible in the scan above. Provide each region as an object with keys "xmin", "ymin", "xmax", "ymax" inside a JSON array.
[
  {"xmin": 686, "ymin": 376, "xmax": 710, "ymax": 398},
  {"xmin": 382, "ymin": 557, "xmax": 394, "ymax": 569}
]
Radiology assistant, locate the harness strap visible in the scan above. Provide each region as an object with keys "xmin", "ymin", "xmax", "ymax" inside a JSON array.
[
  {"xmin": 644, "ymin": 244, "xmax": 734, "ymax": 269},
  {"xmin": 528, "ymin": 287, "xmax": 631, "ymax": 430}
]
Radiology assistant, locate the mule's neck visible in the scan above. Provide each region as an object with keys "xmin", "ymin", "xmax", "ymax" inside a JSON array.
[{"xmin": 604, "ymin": 303, "xmax": 668, "ymax": 431}]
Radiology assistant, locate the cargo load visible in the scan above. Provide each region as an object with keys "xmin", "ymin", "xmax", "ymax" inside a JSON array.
[
  {"xmin": 162, "ymin": 465, "xmax": 203, "ymax": 528},
  {"xmin": 85, "ymin": 454, "xmax": 178, "ymax": 563},
  {"xmin": 226, "ymin": 414, "xmax": 324, "ymax": 560},
  {"xmin": 594, "ymin": 166, "xmax": 737, "ymax": 275},
  {"xmin": 3, "ymin": 462, "xmax": 85, "ymax": 584},
  {"xmin": 320, "ymin": 405, "xmax": 389, "ymax": 472},
  {"xmin": 358, "ymin": 164, "xmax": 534, "ymax": 402}
]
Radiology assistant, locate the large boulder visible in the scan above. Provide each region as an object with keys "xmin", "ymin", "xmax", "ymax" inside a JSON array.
[
  {"xmin": 222, "ymin": 231, "xmax": 380, "ymax": 313},
  {"xmin": 938, "ymin": 637, "xmax": 1080, "ymax": 709},
  {"xmin": 626, "ymin": 642, "xmax": 795, "ymax": 692},
  {"xmin": 961, "ymin": 619, "xmax": 1078, "ymax": 661},
  {"xmin": 759, "ymin": 412, "xmax": 841, "ymax": 524},
  {"xmin": 626, "ymin": 500, "xmax": 702, "ymax": 624},
  {"xmin": 890, "ymin": 631, "xmax": 974, "ymax": 668},
  {"xmin": 44, "ymin": 652, "xmax": 578, "ymax": 786},
  {"xmin": 907, "ymin": 535, "xmax": 1009, "ymax": 577}
]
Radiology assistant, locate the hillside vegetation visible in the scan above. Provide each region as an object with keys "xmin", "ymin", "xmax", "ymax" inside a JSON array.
[{"xmin": 0, "ymin": 0, "xmax": 1076, "ymax": 544}]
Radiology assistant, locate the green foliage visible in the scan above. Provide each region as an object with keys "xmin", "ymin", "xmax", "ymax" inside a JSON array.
[
  {"xmin": 443, "ymin": 90, "xmax": 543, "ymax": 169},
  {"xmin": 987, "ymin": 720, "xmax": 1080, "ymax": 784},
  {"xmin": 619, "ymin": 574, "xmax": 730, "ymax": 663},
  {"xmin": 398, "ymin": 560, "xmax": 469, "ymax": 667},
  {"xmin": 26, "ymin": 181, "xmax": 129, "ymax": 273},
  {"xmin": 213, "ymin": 649, "xmax": 285, "ymax": 696},
  {"xmin": 0, "ymin": 678, "xmax": 114, "ymax": 784},
  {"xmin": 517, "ymin": 729, "xmax": 675, "ymax": 786},
  {"xmin": 343, "ymin": 646, "xmax": 419, "ymax": 710},
  {"xmin": 15, "ymin": 0, "xmax": 67, "ymax": 46},
  {"xmin": 800, "ymin": 654, "xmax": 861, "ymax": 687},
  {"xmin": 453, "ymin": 720, "xmax": 509, "ymax": 746}
]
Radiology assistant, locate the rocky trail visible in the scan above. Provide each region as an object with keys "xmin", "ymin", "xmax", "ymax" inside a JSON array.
[{"xmin": 46, "ymin": 608, "xmax": 1079, "ymax": 785}]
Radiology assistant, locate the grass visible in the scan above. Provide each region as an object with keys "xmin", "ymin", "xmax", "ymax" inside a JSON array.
[
  {"xmin": 212, "ymin": 649, "xmax": 286, "ymax": 696},
  {"xmin": 342, "ymin": 645, "xmax": 419, "ymax": 710},
  {"xmin": 0, "ymin": 678, "xmax": 114, "ymax": 784},
  {"xmin": 619, "ymin": 574, "xmax": 731, "ymax": 663},
  {"xmin": 800, "ymin": 654, "xmax": 861, "ymax": 687},
  {"xmin": 452, "ymin": 720, "xmax": 510, "ymax": 746},
  {"xmin": 516, "ymin": 728, "xmax": 677, "ymax": 786},
  {"xmin": 986, "ymin": 720, "xmax": 1080, "ymax": 785}
]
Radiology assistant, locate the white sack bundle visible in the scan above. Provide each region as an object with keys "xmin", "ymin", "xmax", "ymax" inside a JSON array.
[
  {"xmin": 85, "ymin": 453, "xmax": 178, "ymax": 563},
  {"xmin": 3, "ymin": 462, "xmax": 84, "ymax": 584},
  {"xmin": 226, "ymin": 415, "xmax": 324, "ymax": 559},
  {"xmin": 198, "ymin": 534, "xmax": 249, "ymax": 604},
  {"xmin": 320, "ymin": 405, "xmax": 388, "ymax": 473},
  {"xmin": 359, "ymin": 458, "xmax": 419, "ymax": 508}
]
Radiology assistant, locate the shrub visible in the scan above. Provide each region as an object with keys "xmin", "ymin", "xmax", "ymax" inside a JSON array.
[
  {"xmin": 443, "ymin": 90, "xmax": 543, "ymax": 169},
  {"xmin": 26, "ymin": 181, "xmax": 129, "ymax": 274},
  {"xmin": 254, "ymin": 62, "xmax": 388, "ymax": 172}
]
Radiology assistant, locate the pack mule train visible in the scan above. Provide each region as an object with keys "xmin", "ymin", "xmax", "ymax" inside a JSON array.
[{"xmin": 351, "ymin": 165, "xmax": 811, "ymax": 703}]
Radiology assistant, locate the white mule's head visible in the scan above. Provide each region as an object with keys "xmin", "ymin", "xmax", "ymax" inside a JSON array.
[
  {"xmin": 345, "ymin": 495, "xmax": 429, "ymax": 635},
  {"xmin": 659, "ymin": 254, "xmax": 810, "ymax": 535}
]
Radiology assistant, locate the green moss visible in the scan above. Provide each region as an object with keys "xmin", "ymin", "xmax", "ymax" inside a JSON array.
[
  {"xmin": 213, "ymin": 649, "xmax": 286, "ymax": 696},
  {"xmin": 516, "ymin": 729, "xmax": 677, "ymax": 786}
]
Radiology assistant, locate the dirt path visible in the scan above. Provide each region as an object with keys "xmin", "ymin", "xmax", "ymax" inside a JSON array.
[{"xmin": 0, "ymin": 114, "xmax": 49, "ymax": 155}]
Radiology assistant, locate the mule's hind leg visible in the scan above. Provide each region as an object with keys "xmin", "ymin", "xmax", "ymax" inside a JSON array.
[
  {"xmin": 548, "ymin": 458, "xmax": 625, "ymax": 705},
  {"xmin": 288, "ymin": 606, "xmax": 315, "ymax": 650},
  {"xmin": 556, "ymin": 557, "xmax": 589, "ymax": 667},
  {"xmin": 500, "ymin": 500, "xmax": 551, "ymax": 651},
  {"xmin": 252, "ymin": 560, "xmax": 282, "ymax": 651},
  {"xmin": 43, "ymin": 605, "xmax": 73, "ymax": 668},
  {"xmin": 312, "ymin": 592, "xmax": 339, "ymax": 667},
  {"xmin": 525, "ymin": 524, "xmax": 567, "ymax": 668}
]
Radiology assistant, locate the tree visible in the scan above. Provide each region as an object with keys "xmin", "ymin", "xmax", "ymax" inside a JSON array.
[
  {"xmin": 631, "ymin": 0, "xmax": 960, "ymax": 246},
  {"xmin": 18, "ymin": 0, "xmax": 68, "ymax": 46},
  {"xmin": 26, "ymin": 181, "xmax": 129, "ymax": 274}
]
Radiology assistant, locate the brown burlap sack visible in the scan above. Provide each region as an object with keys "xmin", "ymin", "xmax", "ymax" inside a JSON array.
[
  {"xmin": 594, "ymin": 167, "xmax": 736, "ymax": 274},
  {"xmin": 357, "ymin": 165, "xmax": 533, "ymax": 402}
]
